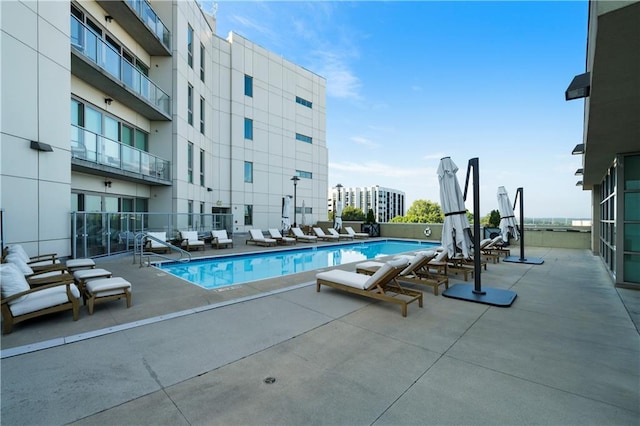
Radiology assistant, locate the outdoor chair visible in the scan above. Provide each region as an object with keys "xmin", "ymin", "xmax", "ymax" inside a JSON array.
[
  {"xmin": 482, "ymin": 236, "xmax": 511, "ymax": 257},
  {"xmin": 291, "ymin": 227, "xmax": 317, "ymax": 243},
  {"xmin": 3, "ymin": 254, "xmax": 75, "ymax": 287},
  {"xmin": 146, "ymin": 232, "xmax": 170, "ymax": 254},
  {"xmin": 268, "ymin": 229, "xmax": 296, "ymax": 245},
  {"xmin": 316, "ymin": 258, "xmax": 423, "ymax": 317},
  {"xmin": 345, "ymin": 226, "xmax": 369, "ymax": 239},
  {"xmin": 1, "ymin": 263, "xmax": 80, "ymax": 334},
  {"xmin": 356, "ymin": 250, "xmax": 449, "ymax": 295},
  {"xmin": 246, "ymin": 229, "xmax": 277, "ymax": 247},
  {"xmin": 313, "ymin": 227, "xmax": 339, "ymax": 241},
  {"xmin": 211, "ymin": 230, "xmax": 233, "ymax": 249},
  {"xmin": 179, "ymin": 231, "xmax": 205, "ymax": 251},
  {"xmin": 327, "ymin": 228, "xmax": 354, "ymax": 240}
]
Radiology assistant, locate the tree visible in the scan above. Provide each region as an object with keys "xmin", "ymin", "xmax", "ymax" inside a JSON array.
[
  {"xmin": 390, "ymin": 199, "xmax": 444, "ymax": 223},
  {"xmin": 482, "ymin": 209, "xmax": 501, "ymax": 227},
  {"xmin": 365, "ymin": 209, "xmax": 376, "ymax": 224},
  {"xmin": 342, "ymin": 206, "xmax": 365, "ymax": 221}
]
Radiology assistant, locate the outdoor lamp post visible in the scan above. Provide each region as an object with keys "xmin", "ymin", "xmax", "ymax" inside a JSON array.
[
  {"xmin": 291, "ymin": 175, "xmax": 300, "ymax": 227},
  {"xmin": 334, "ymin": 183, "xmax": 343, "ymax": 228}
]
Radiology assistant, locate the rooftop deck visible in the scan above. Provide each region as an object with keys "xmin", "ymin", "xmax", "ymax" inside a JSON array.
[{"xmin": 1, "ymin": 238, "xmax": 639, "ymax": 424}]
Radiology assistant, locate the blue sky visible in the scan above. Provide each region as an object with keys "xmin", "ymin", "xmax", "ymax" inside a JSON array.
[{"xmin": 213, "ymin": 1, "xmax": 590, "ymax": 219}]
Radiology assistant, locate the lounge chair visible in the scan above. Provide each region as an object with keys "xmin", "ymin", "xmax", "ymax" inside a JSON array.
[
  {"xmin": 3, "ymin": 254, "xmax": 74, "ymax": 287},
  {"xmin": 316, "ymin": 258, "xmax": 423, "ymax": 317},
  {"xmin": 356, "ymin": 250, "xmax": 449, "ymax": 295},
  {"xmin": 345, "ymin": 226, "xmax": 369, "ymax": 239},
  {"xmin": 327, "ymin": 228, "xmax": 354, "ymax": 240},
  {"xmin": 146, "ymin": 231, "xmax": 170, "ymax": 254},
  {"xmin": 179, "ymin": 230, "xmax": 206, "ymax": 251},
  {"xmin": 482, "ymin": 236, "xmax": 511, "ymax": 257},
  {"xmin": 246, "ymin": 229, "xmax": 277, "ymax": 247},
  {"xmin": 211, "ymin": 230, "xmax": 233, "ymax": 249},
  {"xmin": 3, "ymin": 245, "xmax": 60, "ymax": 270},
  {"xmin": 313, "ymin": 227, "xmax": 339, "ymax": 241},
  {"xmin": 268, "ymin": 229, "xmax": 296, "ymax": 245},
  {"xmin": 291, "ymin": 227, "xmax": 317, "ymax": 243},
  {"xmin": 1, "ymin": 263, "xmax": 80, "ymax": 334}
]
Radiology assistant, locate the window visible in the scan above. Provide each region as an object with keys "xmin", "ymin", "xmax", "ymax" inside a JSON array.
[
  {"xmin": 244, "ymin": 205, "xmax": 253, "ymax": 226},
  {"xmin": 187, "ymin": 142, "xmax": 193, "ymax": 183},
  {"xmin": 187, "ymin": 84, "xmax": 193, "ymax": 125},
  {"xmin": 244, "ymin": 161, "xmax": 253, "ymax": 183},
  {"xmin": 295, "ymin": 96, "xmax": 312, "ymax": 108},
  {"xmin": 296, "ymin": 133, "xmax": 312, "ymax": 144},
  {"xmin": 244, "ymin": 75, "xmax": 253, "ymax": 97},
  {"xmin": 187, "ymin": 25, "xmax": 193, "ymax": 68},
  {"xmin": 200, "ymin": 43, "xmax": 205, "ymax": 81},
  {"xmin": 200, "ymin": 149, "xmax": 205, "ymax": 186},
  {"xmin": 244, "ymin": 118, "xmax": 253, "ymax": 140},
  {"xmin": 200, "ymin": 97, "xmax": 205, "ymax": 134},
  {"xmin": 296, "ymin": 170, "xmax": 312, "ymax": 179},
  {"xmin": 188, "ymin": 200, "xmax": 193, "ymax": 227}
]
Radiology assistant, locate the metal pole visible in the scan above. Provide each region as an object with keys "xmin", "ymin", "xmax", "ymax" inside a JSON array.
[
  {"xmin": 517, "ymin": 187, "xmax": 525, "ymax": 261},
  {"xmin": 470, "ymin": 158, "xmax": 483, "ymax": 294}
]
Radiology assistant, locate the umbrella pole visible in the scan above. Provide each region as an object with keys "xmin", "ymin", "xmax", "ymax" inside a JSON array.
[
  {"xmin": 442, "ymin": 157, "xmax": 517, "ymax": 307},
  {"xmin": 504, "ymin": 187, "xmax": 544, "ymax": 265}
]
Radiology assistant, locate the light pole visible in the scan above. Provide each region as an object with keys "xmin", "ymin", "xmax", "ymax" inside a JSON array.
[
  {"xmin": 291, "ymin": 176, "xmax": 300, "ymax": 227},
  {"xmin": 334, "ymin": 183, "xmax": 343, "ymax": 228}
]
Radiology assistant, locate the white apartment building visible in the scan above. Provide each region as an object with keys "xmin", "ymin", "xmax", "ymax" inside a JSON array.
[
  {"xmin": 1, "ymin": 0, "xmax": 327, "ymax": 257},
  {"xmin": 328, "ymin": 185, "xmax": 405, "ymax": 223}
]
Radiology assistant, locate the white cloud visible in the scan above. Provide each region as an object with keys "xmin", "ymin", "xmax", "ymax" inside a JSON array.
[{"xmin": 350, "ymin": 136, "xmax": 378, "ymax": 148}]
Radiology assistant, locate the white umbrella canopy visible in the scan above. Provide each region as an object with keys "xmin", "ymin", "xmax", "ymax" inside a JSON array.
[
  {"xmin": 438, "ymin": 157, "xmax": 473, "ymax": 259},
  {"xmin": 497, "ymin": 186, "xmax": 519, "ymax": 242},
  {"xmin": 300, "ymin": 200, "xmax": 306, "ymax": 227},
  {"xmin": 334, "ymin": 200, "xmax": 343, "ymax": 231},
  {"xmin": 281, "ymin": 195, "xmax": 292, "ymax": 232}
]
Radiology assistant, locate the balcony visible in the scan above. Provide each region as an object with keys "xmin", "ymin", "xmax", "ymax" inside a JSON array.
[
  {"xmin": 71, "ymin": 124, "xmax": 171, "ymax": 186},
  {"xmin": 70, "ymin": 16, "xmax": 171, "ymax": 121},
  {"xmin": 97, "ymin": 0, "xmax": 171, "ymax": 56}
]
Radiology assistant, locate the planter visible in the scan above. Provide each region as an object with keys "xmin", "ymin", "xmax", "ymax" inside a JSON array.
[{"xmin": 361, "ymin": 223, "xmax": 380, "ymax": 237}]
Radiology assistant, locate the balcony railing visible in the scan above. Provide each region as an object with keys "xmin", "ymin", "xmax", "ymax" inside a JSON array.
[
  {"xmin": 125, "ymin": 0, "xmax": 171, "ymax": 51},
  {"xmin": 70, "ymin": 15, "xmax": 170, "ymax": 116},
  {"xmin": 71, "ymin": 124, "xmax": 170, "ymax": 182}
]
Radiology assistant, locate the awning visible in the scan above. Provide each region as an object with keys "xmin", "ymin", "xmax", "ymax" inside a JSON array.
[{"xmin": 565, "ymin": 72, "xmax": 590, "ymax": 101}]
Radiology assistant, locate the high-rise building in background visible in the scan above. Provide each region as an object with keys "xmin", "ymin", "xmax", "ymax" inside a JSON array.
[{"xmin": 328, "ymin": 185, "xmax": 405, "ymax": 223}]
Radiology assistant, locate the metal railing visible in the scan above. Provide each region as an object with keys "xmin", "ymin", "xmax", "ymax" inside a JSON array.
[
  {"xmin": 70, "ymin": 15, "xmax": 171, "ymax": 116},
  {"xmin": 71, "ymin": 212, "xmax": 234, "ymax": 258},
  {"xmin": 71, "ymin": 124, "xmax": 170, "ymax": 181},
  {"xmin": 125, "ymin": 0, "xmax": 171, "ymax": 50},
  {"xmin": 133, "ymin": 232, "xmax": 191, "ymax": 267}
]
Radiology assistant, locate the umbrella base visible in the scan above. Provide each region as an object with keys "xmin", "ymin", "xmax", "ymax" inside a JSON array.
[
  {"xmin": 442, "ymin": 284, "xmax": 517, "ymax": 307},
  {"xmin": 503, "ymin": 256, "xmax": 544, "ymax": 265}
]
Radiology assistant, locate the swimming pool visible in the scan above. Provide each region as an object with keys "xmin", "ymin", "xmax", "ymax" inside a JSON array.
[{"xmin": 157, "ymin": 240, "xmax": 438, "ymax": 289}]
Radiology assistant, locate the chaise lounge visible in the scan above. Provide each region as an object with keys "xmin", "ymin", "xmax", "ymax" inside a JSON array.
[
  {"xmin": 316, "ymin": 258, "xmax": 423, "ymax": 317},
  {"xmin": 313, "ymin": 227, "xmax": 339, "ymax": 242},
  {"xmin": 268, "ymin": 229, "xmax": 296, "ymax": 245},
  {"xmin": 291, "ymin": 227, "xmax": 317, "ymax": 243},
  {"xmin": 327, "ymin": 228, "xmax": 354, "ymax": 240},
  {"xmin": 246, "ymin": 229, "xmax": 278, "ymax": 247},
  {"xmin": 345, "ymin": 226, "xmax": 369, "ymax": 239}
]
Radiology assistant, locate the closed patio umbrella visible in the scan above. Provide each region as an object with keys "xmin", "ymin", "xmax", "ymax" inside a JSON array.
[
  {"xmin": 334, "ymin": 200, "xmax": 343, "ymax": 231},
  {"xmin": 497, "ymin": 186, "xmax": 519, "ymax": 243},
  {"xmin": 282, "ymin": 196, "xmax": 292, "ymax": 233},
  {"xmin": 438, "ymin": 157, "xmax": 473, "ymax": 259}
]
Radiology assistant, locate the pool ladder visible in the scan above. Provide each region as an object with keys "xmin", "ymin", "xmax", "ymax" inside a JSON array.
[{"xmin": 133, "ymin": 232, "xmax": 192, "ymax": 267}]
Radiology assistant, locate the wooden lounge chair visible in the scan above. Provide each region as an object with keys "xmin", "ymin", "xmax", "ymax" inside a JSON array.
[
  {"xmin": 179, "ymin": 230, "xmax": 206, "ymax": 251},
  {"xmin": 356, "ymin": 250, "xmax": 449, "ymax": 295},
  {"xmin": 268, "ymin": 229, "xmax": 296, "ymax": 245},
  {"xmin": 3, "ymin": 253, "xmax": 75, "ymax": 287},
  {"xmin": 1, "ymin": 263, "xmax": 80, "ymax": 334},
  {"xmin": 291, "ymin": 227, "xmax": 317, "ymax": 243},
  {"xmin": 482, "ymin": 236, "xmax": 511, "ymax": 257},
  {"xmin": 146, "ymin": 231, "xmax": 170, "ymax": 254},
  {"xmin": 246, "ymin": 229, "xmax": 277, "ymax": 247},
  {"xmin": 327, "ymin": 228, "xmax": 354, "ymax": 240},
  {"xmin": 211, "ymin": 230, "xmax": 233, "ymax": 249},
  {"xmin": 316, "ymin": 258, "xmax": 423, "ymax": 317},
  {"xmin": 313, "ymin": 227, "xmax": 339, "ymax": 241},
  {"xmin": 345, "ymin": 226, "xmax": 369, "ymax": 239}
]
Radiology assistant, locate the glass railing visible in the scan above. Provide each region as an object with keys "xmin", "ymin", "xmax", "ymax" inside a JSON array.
[
  {"xmin": 71, "ymin": 212, "xmax": 234, "ymax": 258},
  {"xmin": 125, "ymin": 0, "xmax": 171, "ymax": 50},
  {"xmin": 71, "ymin": 16, "xmax": 171, "ymax": 116},
  {"xmin": 71, "ymin": 124, "xmax": 170, "ymax": 181}
]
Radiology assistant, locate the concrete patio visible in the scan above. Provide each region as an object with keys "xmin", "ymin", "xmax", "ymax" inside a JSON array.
[{"xmin": 1, "ymin": 243, "xmax": 639, "ymax": 425}]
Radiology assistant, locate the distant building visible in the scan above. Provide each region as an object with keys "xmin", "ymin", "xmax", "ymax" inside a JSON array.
[
  {"xmin": 565, "ymin": 1, "xmax": 639, "ymax": 288},
  {"xmin": 328, "ymin": 186, "xmax": 405, "ymax": 223}
]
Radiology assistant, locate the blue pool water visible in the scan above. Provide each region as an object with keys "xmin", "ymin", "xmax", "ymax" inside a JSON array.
[{"xmin": 157, "ymin": 240, "xmax": 438, "ymax": 289}]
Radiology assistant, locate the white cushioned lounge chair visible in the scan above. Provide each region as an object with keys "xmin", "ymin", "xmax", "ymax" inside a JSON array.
[
  {"xmin": 327, "ymin": 228, "xmax": 354, "ymax": 240},
  {"xmin": 345, "ymin": 226, "xmax": 369, "ymax": 239},
  {"xmin": 211, "ymin": 230, "xmax": 233, "ymax": 249},
  {"xmin": 146, "ymin": 232, "xmax": 170, "ymax": 254},
  {"xmin": 316, "ymin": 258, "xmax": 423, "ymax": 317},
  {"xmin": 246, "ymin": 229, "xmax": 277, "ymax": 247},
  {"xmin": 291, "ymin": 227, "xmax": 317, "ymax": 243},
  {"xmin": 1, "ymin": 263, "xmax": 80, "ymax": 334},
  {"xmin": 179, "ymin": 230, "xmax": 205, "ymax": 251},
  {"xmin": 268, "ymin": 229, "xmax": 296, "ymax": 245},
  {"xmin": 313, "ymin": 227, "xmax": 339, "ymax": 241}
]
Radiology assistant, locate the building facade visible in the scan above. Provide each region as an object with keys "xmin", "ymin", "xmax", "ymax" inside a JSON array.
[
  {"xmin": 328, "ymin": 185, "xmax": 405, "ymax": 223},
  {"xmin": 566, "ymin": 1, "xmax": 640, "ymax": 288},
  {"xmin": 1, "ymin": 0, "xmax": 327, "ymax": 257}
]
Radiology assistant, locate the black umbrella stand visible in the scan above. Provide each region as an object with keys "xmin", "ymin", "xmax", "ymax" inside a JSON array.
[
  {"xmin": 503, "ymin": 187, "xmax": 544, "ymax": 265},
  {"xmin": 442, "ymin": 158, "xmax": 517, "ymax": 307}
]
